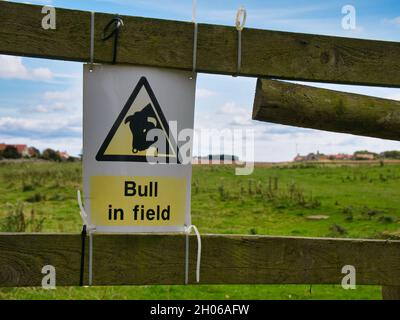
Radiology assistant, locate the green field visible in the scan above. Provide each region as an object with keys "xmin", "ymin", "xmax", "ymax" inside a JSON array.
[{"xmin": 1, "ymin": 160, "xmax": 400, "ymax": 300}]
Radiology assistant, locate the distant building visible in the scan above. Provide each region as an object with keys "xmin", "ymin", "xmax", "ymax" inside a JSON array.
[
  {"xmin": 318, "ymin": 155, "xmax": 330, "ymax": 162},
  {"xmin": 294, "ymin": 154, "xmax": 305, "ymax": 162},
  {"xmin": 294, "ymin": 152, "xmax": 353, "ymax": 162},
  {"xmin": 57, "ymin": 151, "xmax": 70, "ymax": 160},
  {"xmin": 354, "ymin": 152, "xmax": 376, "ymax": 160},
  {"xmin": 294, "ymin": 153, "xmax": 319, "ymax": 162},
  {"xmin": 304, "ymin": 153, "xmax": 320, "ymax": 161},
  {"xmin": 332, "ymin": 153, "xmax": 353, "ymax": 160},
  {"xmin": 0, "ymin": 143, "xmax": 29, "ymax": 157},
  {"xmin": 193, "ymin": 154, "xmax": 239, "ymax": 164},
  {"xmin": 28, "ymin": 147, "xmax": 40, "ymax": 157}
]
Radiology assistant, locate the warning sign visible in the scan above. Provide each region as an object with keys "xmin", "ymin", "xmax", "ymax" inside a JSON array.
[
  {"xmin": 90, "ymin": 176, "xmax": 186, "ymax": 226},
  {"xmin": 96, "ymin": 77, "xmax": 178, "ymax": 163},
  {"xmin": 83, "ymin": 65, "xmax": 196, "ymax": 233}
]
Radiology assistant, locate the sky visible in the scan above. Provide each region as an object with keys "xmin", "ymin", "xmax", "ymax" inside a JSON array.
[{"xmin": 2, "ymin": 0, "xmax": 400, "ymax": 161}]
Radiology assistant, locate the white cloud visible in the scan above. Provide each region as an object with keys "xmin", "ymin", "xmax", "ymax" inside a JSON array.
[
  {"xmin": 30, "ymin": 67, "xmax": 53, "ymax": 81},
  {"xmin": 0, "ymin": 116, "xmax": 81, "ymax": 137},
  {"xmin": 218, "ymin": 102, "xmax": 247, "ymax": 116},
  {"xmin": 230, "ymin": 116, "xmax": 252, "ymax": 126},
  {"xmin": 216, "ymin": 102, "xmax": 252, "ymax": 126},
  {"xmin": 196, "ymin": 88, "xmax": 216, "ymax": 98},
  {"xmin": 203, "ymin": 4, "xmax": 334, "ymax": 24},
  {"xmin": 34, "ymin": 102, "xmax": 68, "ymax": 113},
  {"xmin": 35, "ymin": 88, "xmax": 82, "ymax": 114},
  {"xmin": 15, "ymin": 0, "xmax": 54, "ymax": 5},
  {"xmin": 0, "ymin": 61, "xmax": 83, "ymax": 155},
  {"xmin": 43, "ymin": 90, "xmax": 74, "ymax": 101},
  {"xmin": 383, "ymin": 17, "xmax": 400, "ymax": 26},
  {"xmin": 0, "ymin": 55, "xmax": 53, "ymax": 81}
]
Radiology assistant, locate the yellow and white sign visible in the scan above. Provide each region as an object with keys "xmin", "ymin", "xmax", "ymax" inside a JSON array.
[
  {"xmin": 90, "ymin": 176, "xmax": 186, "ymax": 227},
  {"xmin": 83, "ymin": 65, "xmax": 196, "ymax": 232}
]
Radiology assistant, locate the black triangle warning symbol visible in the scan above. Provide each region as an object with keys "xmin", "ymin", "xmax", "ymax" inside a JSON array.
[{"xmin": 96, "ymin": 77, "xmax": 179, "ymax": 163}]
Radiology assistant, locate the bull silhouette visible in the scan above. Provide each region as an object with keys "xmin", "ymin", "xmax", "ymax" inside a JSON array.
[{"xmin": 124, "ymin": 103, "xmax": 160, "ymax": 154}]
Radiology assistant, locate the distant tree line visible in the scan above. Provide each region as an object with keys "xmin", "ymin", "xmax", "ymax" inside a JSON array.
[
  {"xmin": 297, "ymin": 150, "xmax": 400, "ymax": 162},
  {"xmin": 353, "ymin": 150, "xmax": 400, "ymax": 160},
  {"xmin": 0, "ymin": 146, "xmax": 78, "ymax": 162},
  {"xmin": 208, "ymin": 154, "xmax": 239, "ymax": 161},
  {"xmin": 0, "ymin": 146, "xmax": 21, "ymax": 159},
  {"xmin": 380, "ymin": 150, "xmax": 400, "ymax": 159}
]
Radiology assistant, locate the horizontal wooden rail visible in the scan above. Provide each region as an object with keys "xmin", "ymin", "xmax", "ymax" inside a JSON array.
[
  {"xmin": 1, "ymin": 233, "xmax": 400, "ymax": 288},
  {"xmin": 252, "ymin": 79, "xmax": 400, "ymax": 141},
  {"xmin": 2, "ymin": 1, "xmax": 400, "ymax": 87}
]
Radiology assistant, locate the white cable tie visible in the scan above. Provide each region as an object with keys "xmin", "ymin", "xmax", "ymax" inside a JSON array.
[
  {"xmin": 190, "ymin": 23, "xmax": 198, "ymax": 79},
  {"xmin": 234, "ymin": 6, "xmax": 247, "ymax": 77},
  {"xmin": 77, "ymin": 189, "xmax": 87, "ymax": 224},
  {"xmin": 190, "ymin": 0, "xmax": 198, "ymax": 80},
  {"xmin": 192, "ymin": 0, "xmax": 197, "ymax": 23},
  {"xmin": 185, "ymin": 225, "xmax": 201, "ymax": 284},
  {"xmin": 235, "ymin": 6, "xmax": 247, "ymax": 31},
  {"xmin": 89, "ymin": 11, "xmax": 95, "ymax": 72},
  {"xmin": 77, "ymin": 190, "xmax": 96, "ymax": 232}
]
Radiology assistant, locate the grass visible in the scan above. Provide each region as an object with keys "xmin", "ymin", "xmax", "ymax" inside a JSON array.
[
  {"xmin": 1, "ymin": 160, "xmax": 400, "ymax": 299},
  {"xmin": 0, "ymin": 285, "xmax": 381, "ymax": 300}
]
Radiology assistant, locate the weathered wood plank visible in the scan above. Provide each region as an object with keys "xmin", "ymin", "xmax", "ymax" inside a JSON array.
[
  {"xmin": 252, "ymin": 79, "xmax": 400, "ymax": 141},
  {"xmin": 382, "ymin": 286, "xmax": 400, "ymax": 300},
  {"xmin": 1, "ymin": 233, "xmax": 400, "ymax": 287},
  {"xmin": 2, "ymin": 1, "xmax": 400, "ymax": 87}
]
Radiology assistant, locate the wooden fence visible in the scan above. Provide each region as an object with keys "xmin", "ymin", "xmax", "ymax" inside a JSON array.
[
  {"xmin": 2, "ymin": 1, "xmax": 400, "ymax": 87},
  {"xmin": 1, "ymin": 234, "xmax": 400, "ymax": 296},
  {"xmin": 1, "ymin": 1, "xmax": 400, "ymax": 299}
]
